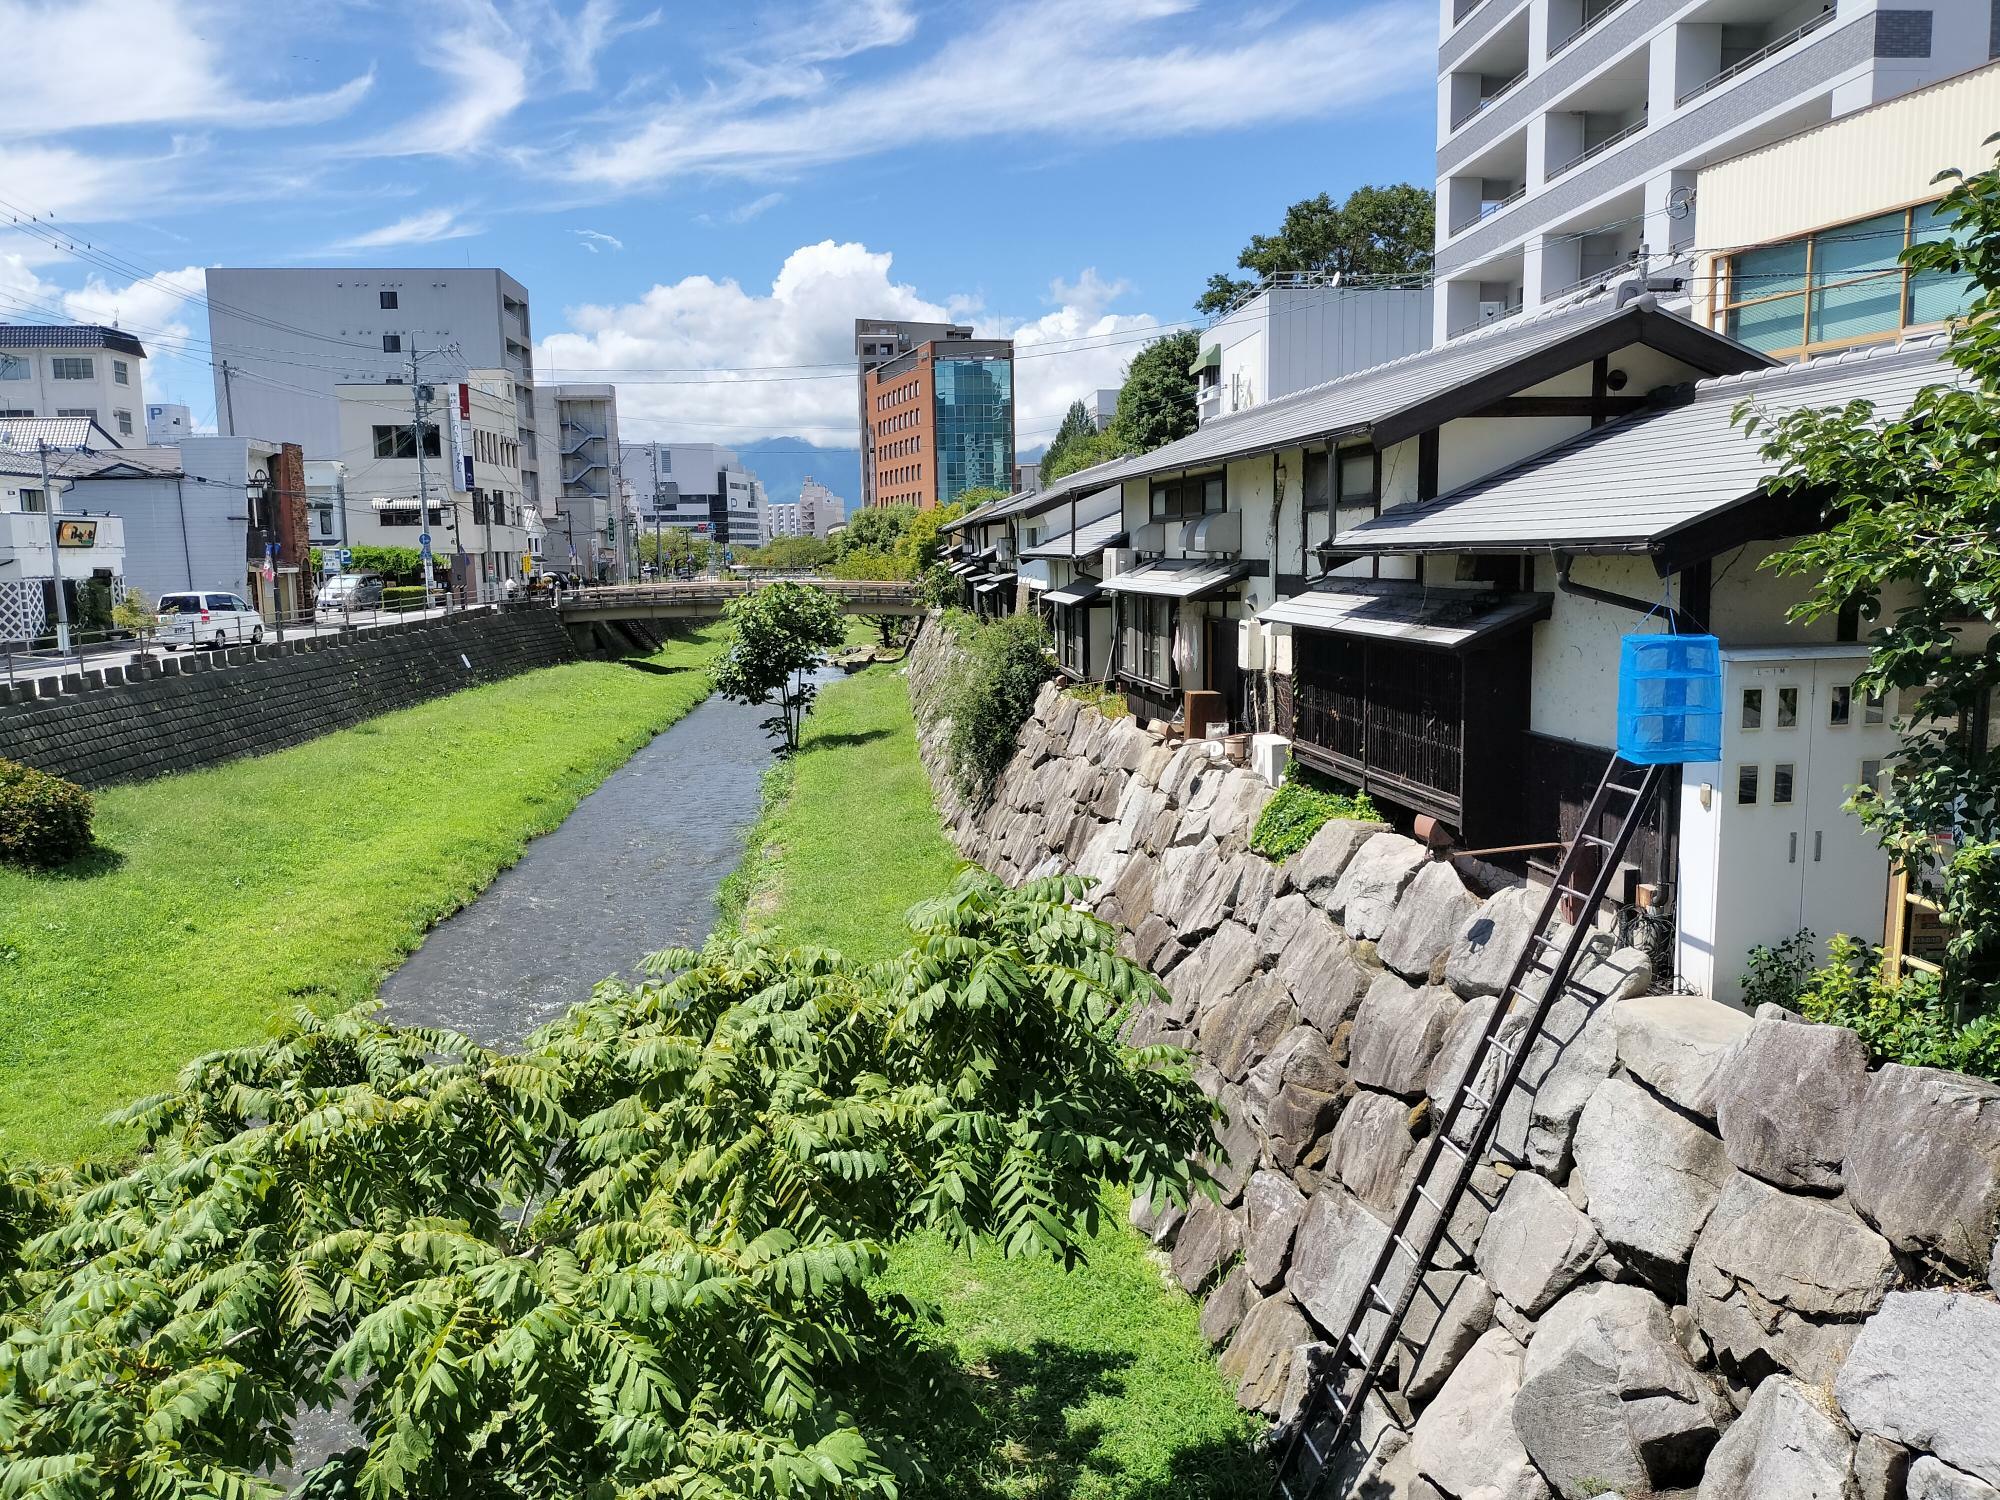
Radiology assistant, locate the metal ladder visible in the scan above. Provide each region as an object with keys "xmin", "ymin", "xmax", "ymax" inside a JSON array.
[{"xmin": 1270, "ymin": 754, "xmax": 1666, "ymax": 1500}]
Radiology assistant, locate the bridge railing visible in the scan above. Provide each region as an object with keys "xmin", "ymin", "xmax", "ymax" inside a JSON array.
[{"xmin": 558, "ymin": 578, "xmax": 920, "ymax": 612}]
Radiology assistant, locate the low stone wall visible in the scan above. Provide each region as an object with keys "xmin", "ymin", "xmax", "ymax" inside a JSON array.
[
  {"xmin": 0, "ymin": 606, "xmax": 578, "ymax": 786},
  {"xmin": 907, "ymin": 620, "xmax": 2000, "ymax": 1500}
]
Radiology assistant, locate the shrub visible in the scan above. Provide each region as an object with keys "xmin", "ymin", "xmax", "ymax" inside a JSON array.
[
  {"xmin": 1250, "ymin": 765, "xmax": 1379, "ymax": 861},
  {"xmin": 381, "ymin": 584, "xmax": 428, "ymax": 611},
  {"xmin": 0, "ymin": 759, "xmax": 93, "ymax": 869},
  {"xmin": 945, "ymin": 613, "xmax": 1056, "ymax": 797}
]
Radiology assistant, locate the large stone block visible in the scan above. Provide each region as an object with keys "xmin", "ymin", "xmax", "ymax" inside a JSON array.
[
  {"xmin": 1612, "ymin": 992, "xmax": 1753, "ymax": 1120},
  {"xmin": 1325, "ymin": 1089, "xmax": 1419, "ymax": 1216},
  {"xmin": 1170, "ymin": 1194, "xmax": 1243, "ymax": 1294},
  {"xmin": 1845, "ymin": 1064, "xmax": 2000, "ymax": 1274},
  {"xmin": 1200, "ymin": 1265, "xmax": 1254, "ymax": 1349},
  {"xmin": 1281, "ymin": 935, "xmax": 1371, "ymax": 1038},
  {"xmin": 1197, "ymin": 971, "xmax": 1298, "ymax": 1083},
  {"xmin": 1326, "ymin": 832, "xmax": 1430, "ymax": 939},
  {"xmin": 1514, "ymin": 1283, "xmax": 1727, "ymax": 1500},
  {"xmin": 1696, "ymin": 1374, "xmax": 1859, "ymax": 1500},
  {"xmin": 1348, "ymin": 973, "xmax": 1462, "ymax": 1100},
  {"xmin": 1378, "ymin": 859, "xmax": 1483, "ymax": 984},
  {"xmin": 1909, "ymin": 1458, "xmax": 2000, "ymax": 1500},
  {"xmin": 1210, "ymin": 1085, "xmax": 1263, "ymax": 1201},
  {"xmin": 1244, "ymin": 1026, "xmax": 1346, "ymax": 1170},
  {"xmin": 1475, "ymin": 1169, "xmax": 1605, "ymax": 1318},
  {"xmin": 1836, "ymin": 1291, "xmax": 2000, "ymax": 1488},
  {"xmin": 1411, "ymin": 1327, "xmax": 1550, "ymax": 1500},
  {"xmin": 1395, "ymin": 1267, "xmax": 1496, "ymax": 1406},
  {"xmin": 1572, "ymin": 1076, "xmax": 1730, "ymax": 1275},
  {"xmin": 1287, "ymin": 1185, "xmax": 1391, "ymax": 1343},
  {"xmin": 1687, "ymin": 1170, "xmax": 1897, "ymax": 1388},
  {"xmin": 1711, "ymin": 1015, "xmax": 1869, "ymax": 1191},
  {"xmin": 1218, "ymin": 1291, "xmax": 1311, "ymax": 1414},
  {"xmin": 1244, "ymin": 1169, "xmax": 1309, "ymax": 1291},
  {"xmin": 1289, "ymin": 818, "xmax": 1390, "ymax": 909},
  {"xmin": 1445, "ymin": 885, "xmax": 1544, "ymax": 1000}
]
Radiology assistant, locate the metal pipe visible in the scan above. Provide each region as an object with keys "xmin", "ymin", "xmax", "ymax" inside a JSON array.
[{"xmin": 1555, "ymin": 552, "xmax": 1699, "ymax": 632}]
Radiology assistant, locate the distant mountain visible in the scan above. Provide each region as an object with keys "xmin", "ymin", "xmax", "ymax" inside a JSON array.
[{"xmin": 737, "ymin": 437, "xmax": 861, "ymax": 513}]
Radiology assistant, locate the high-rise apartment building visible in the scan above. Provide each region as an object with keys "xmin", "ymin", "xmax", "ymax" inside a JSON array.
[
  {"xmin": 1430, "ymin": 0, "xmax": 1986, "ymax": 341},
  {"xmin": 0, "ymin": 325, "xmax": 147, "ymax": 445},
  {"xmin": 864, "ymin": 339, "xmax": 1015, "ymax": 511},
  {"xmin": 617, "ymin": 441, "xmax": 766, "ymax": 550},
  {"xmin": 531, "ymin": 383, "xmax": 622, "ymax": 577},
  {"xmin": 854, "ymin": 318, "xmax": 974, "ymax": 506},
  {"xmin": 203, "ymin": 268, "xmax": 543, "ymax": 508},
  {"xmin": 799, "ymin": 476, "xmax": 845, "ymax": 536}
]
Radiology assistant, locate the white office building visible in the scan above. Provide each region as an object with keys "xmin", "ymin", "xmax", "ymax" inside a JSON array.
[
  {"xmin": 531, "ymin": 383, "xmax": 623, "ymax": 578},
  {"xmin": 799, "ymin": 476, "xmax": 846, "ymax": 537},
  {"xmin": 0, "ymin": 326, "xmax": 148, "ymax": 445},
  {"xmin": 1431, "ymin": 0, "xmax": 1988, "ymax": 340},
  {"xmin": 618, "ymin": 441, "xmax": 766, "ymax": 550},
  {"xmin": 203, "ymin": 268, "xmax": 543, "ymax": 509},
  {"xmin": 1190, "ymin": 279, "xmax": 1432, "ymax": 425}
]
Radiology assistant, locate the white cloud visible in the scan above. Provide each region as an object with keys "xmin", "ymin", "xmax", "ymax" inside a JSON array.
[
  {"xmin": 573, "ymin": 228, "xmax": 625, "ymax": 253},
  {"xmin": 568, "ymin": 0, "xmax": 1429, "ymax": 190},
  {"xmin": 696, "ymin": 192, "xmax": 785, "ymax": 228},
  {"xmin": 535, "ymin": 241, "xmax": 1165, "ymax": 451},
  {"xmin": 330, "ymin": 208, "xmax": 482, "ymax": 251}
]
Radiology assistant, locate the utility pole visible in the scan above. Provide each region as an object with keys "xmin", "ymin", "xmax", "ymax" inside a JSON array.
[
  {"xmin": 37, "ymin": 442, "xmax": 71, "ymax": 653},
  {"xmin": 220, "ymin": 360, "xmax": 236, "ymax": 437}
]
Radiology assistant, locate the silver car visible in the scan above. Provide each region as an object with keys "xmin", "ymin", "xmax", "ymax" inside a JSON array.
[
  {"xmin": 317, "ymin": 572, "xmax": 385, "ymax": 618},
  {"xmin": 157, "ymin": 591, "xmax": 265, "ymax": 650}
]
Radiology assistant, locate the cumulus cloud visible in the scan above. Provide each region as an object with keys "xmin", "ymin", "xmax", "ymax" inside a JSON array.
[
  {"xmin": 568, "ymin": 0, "xmax": 1429, "ymax": 190},
  {"xmin": 329, "ymin": 208, "xmax": 482, "ymax": 251},
  {"xmin": 0, "ymin": 255, "xmax": 204, "ymax": 359},
  {"xmin": 536, "ymin": 241, "xmax": 1168, "ymax": 451}
]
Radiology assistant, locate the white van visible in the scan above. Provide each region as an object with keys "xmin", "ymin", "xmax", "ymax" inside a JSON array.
[{"xmin": 156, "ymin": 591, "xmax": 265, "ymax": 650}]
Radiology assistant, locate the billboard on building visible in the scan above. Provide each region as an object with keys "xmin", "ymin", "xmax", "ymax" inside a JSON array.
[{"xmin": 448, "ymin": 384, "xmax": 474, "ymax": 491}]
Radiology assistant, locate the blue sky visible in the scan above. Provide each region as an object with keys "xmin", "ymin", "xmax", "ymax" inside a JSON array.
[{"xmin": 0, "ymin": 0, "xmax": 1437, "ymax": 459}]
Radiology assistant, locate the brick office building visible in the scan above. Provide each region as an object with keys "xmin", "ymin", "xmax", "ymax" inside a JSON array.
[{"xmin": 863, "ymin": 339, "xmax": 1015, "ymax": 511}]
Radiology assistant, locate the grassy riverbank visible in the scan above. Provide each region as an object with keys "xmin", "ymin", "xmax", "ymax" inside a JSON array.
[
  {"xmin": 0, "ymin": 627, "xmax": 727, "ymax": 1161},
  {"xmin": 738, "ymin": 659, "xmax": 1265, "ymax": 1499}
]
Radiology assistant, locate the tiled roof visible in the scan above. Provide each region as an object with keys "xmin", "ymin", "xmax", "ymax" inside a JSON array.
[
  {"xmin": 1259, "ymin": 578, "xmax": 1551, "ymax": 650},
  {"xmin": 1019, "ymin": 509, "xmax": 1128, "ymax": 560},
  {"xmin": 0, "ymin": 416, "xmax": 119, "ymax": 453},
  {"xmin": 1331, "ymin": 335, "xmax": 1957, "ymax": 558},
  {"xmin": 1098, "ymin": 558, "xmax": 1253, "ymax": 599},
  {"xmin": 0, "ymin": 324, "xmax": 147, "ymax": 357}
]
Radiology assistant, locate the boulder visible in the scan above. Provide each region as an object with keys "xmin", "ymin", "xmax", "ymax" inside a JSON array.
[
  {"xmin": 1513, "ymin": 1282, "xmax": 1726, "ymax": 1499},
  {"xmin": 1695, "ymin": 1374, "xmax": 1859, "ymax": 1500},
  {"xmin": 1909, "ymin": 1458, "xmax": 2000, "ymax": 1500},
  {"xmin": 1245, "ymin": 1027, "xmax": 1346, "ymax": 1170},
  {"xmin": 1410, "ymin": 1328, "xmax": 1550, "ymax": 1500},
  {"xmin": 1128, "ymin": 914, "xmax": 1182, "ymax": 975},
  {"xmin": 1209, "ymin": 1085, "xmax": 1262, "ymax": 1201},
  {"xmin": 1378, "ymin": 860, "xmax": 1483, "ymax": 984},
  {"xmin": 1844, "ymin": 1065, "xmax": 2000, "ymax": 1274},
  {"xmin": 1161, "ymin": 920, "xmax": 1262, "ymax": 1027},
  {"xmin": 1289, "ymin": 818, "xmax": 1390, "ymax": 910},
  {"xmin": 1613, "ymin": 992, "xmax": 1754, "ymax": 1120},
  {"xmin": 1284, "ymin": 942, "xmax": 1372, "ymax": 1038},
  {"xmin": 1287, "ymin": 1185, "xmax": 1391, "ymax": 1344},
  {"xmin": 1173, "ymin": 851, "xmax": 1258, "ymax": 940},
  {"xmin": 1836, "ymin": 1291, "xmax": 2000, "ymax": 1488},
  {"xmin": 1711, "ymin": 1015, "xmax": 1869, "ymax": 1191},
  {"xmin": 1475, "ymin": 1169, "xmax": 1606, "ymax": 1318},
  {"xmin": 1326, "ymin": 1089, "xmax": 1420, "ymax": 1215},
  {"xmin": 1855, "ymin": 1435, "xmax": 1912, "ymax": 1500},
  {"xmin": 1197, "ymin": 972, "xmax": 1298, "ymax": 1082},
  {"xmin": 1243, "ymin": 1170, "xmax": 1309, "ymax": 1292},
  {"xmin": 1217, "ymin": 1291, "xmax": 1311, "ymax": 1415},
  {"xmin": 1210, "ymin": 770, "xmax": 1277, "ymax": 854},
  {"xmin": 1253, "ymin": 893, "xmax": 1322, "ymax": 969},
  {"xmin": 1688, "ymin": 1170, "xmax": 1898, "ymax": 1387},
  {"xmin": 1348, "ymin": 973, "xmax": 1462, "ymax": 1100},
  {"xmin": 1169, "ymin": 1194, "xmax": 1243, "ymax": 1294},
  {"xmin": 1425, "ymin": 993, "xmax": 1501, "ymax": 1126},
  {"xmin": 1200, "ymin": 1265, "xmax": 1254, "ymax": 1349},
  {"xmin": 1151, "ymin": 841, "xmax": 1217, "ymax": 933},
  {"xmin": 1325, "ymin": 832, "xmax": 1429, "ymax": 939},
  {"xmin": 1572, "ymin": 1076, "xmax": 1731, "ymax": 1275},
  {"xmin": 1445, "ymin": 885, "xmax": 1547, "ymax": 1000},
  {"xmin": 1395, "ymin": 1267, "xmax": 1497, "ymax": 1404},
  {"xmin": 1127, "ymin": 1190, "xmax": 1183, "ymax": 1247}
]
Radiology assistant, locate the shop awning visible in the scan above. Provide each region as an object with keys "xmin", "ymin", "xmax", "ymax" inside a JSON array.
[
  {"xmin": 1189, "ymin": 343, "xmax": 1220, "ymax": 375},
  {"xmin": 1044, "ymin": 576, "xmax": 1105, "ymax": 608},
  {"xmin": 1258, "ymin": 579, "xmax": 1550, "ymax": 651},
  {"xmin": 1098, "ymin": 559, "xmax": 1253, "ymax": 600}
]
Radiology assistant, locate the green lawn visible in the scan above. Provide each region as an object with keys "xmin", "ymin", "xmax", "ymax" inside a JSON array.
[
  {"xmin": 0, "ymin": 627, "xmax": 727, "ymax": 1161},
  {"xmin": 740, "ymin": 660, "xmax": 1267, "ymax": 1500}
]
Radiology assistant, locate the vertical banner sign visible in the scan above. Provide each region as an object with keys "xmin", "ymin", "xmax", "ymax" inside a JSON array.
[{"xmin": 448, "ymin": 383, "xmax": 473, "ymax": 493}]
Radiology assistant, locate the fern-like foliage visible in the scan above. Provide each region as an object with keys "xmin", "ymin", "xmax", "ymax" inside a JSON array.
[{"xmin": 0, "ymin": 873, "xmax": 1214, "ymax": 1498}]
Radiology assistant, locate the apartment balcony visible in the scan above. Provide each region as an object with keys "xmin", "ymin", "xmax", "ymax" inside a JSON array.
[
  {"xmin": 1547, "ymin": 111, "xmax": 1647, "ymax": 180},
  {"xmin": 1547, "ymin": 0, "xmax": 1633, "ymax": 60},
  {"xmin": 1675, "ymin": 5, "xmax": 1835, "ymax": 107},
  {"xmin": 1446, "ymin": 6, "xmax": 1531, "ymax": 132}
]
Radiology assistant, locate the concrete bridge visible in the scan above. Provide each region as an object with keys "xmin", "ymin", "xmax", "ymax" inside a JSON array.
[{"xmin": 555, "ymin": 578, "xmax": 923, "ymax": 653}]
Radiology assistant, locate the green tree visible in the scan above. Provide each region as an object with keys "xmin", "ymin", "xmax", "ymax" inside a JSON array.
[
  {"xmin": 0, "ymin": 878, "xmax": 1214, "ymax": 1498},
  {"xmin": 1109, "ymin": 329, "xmax": 1204, "ymax": 455},
  {"xmin": 713, "ymin": 580, "xmax": 848, "ymax": 750},
  {"xmin": 345, "ymin": 544, "xmax": 428, "ymax": 582},
  {"xmin": 637, "ymin": 526, "xmax": 712, "ymax": 574},
  {"xmin": 834, "ymin": 505, "xmax": 916, "ymax": 561},
  {"xmin": 1042, "ymin": 426, "xmax": 1133, "ymax": 485},
  {"xmin": 1744, "ymin": 152, "xmax": 2000, "ymax": 1033},
  {"xmin": 1040, "ymin": 401, "xmax": 1097, "ymax": 483},
  {"xmin": 741, "ymin": 534, "xmax": 837, "ymax": 573},
  {"xmin": 1197, "ymin": 184, "xmax": 1436, "ymax": 314},
  {"xmin": 111, "ymin": 587, "xmax": 158, "ymax": 653}
]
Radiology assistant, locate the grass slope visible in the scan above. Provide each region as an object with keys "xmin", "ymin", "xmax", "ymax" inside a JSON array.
[
  {"xmin": 0, "ymin": 627, "xmax": 726, "ymax": 1161},
  {"xmin": 744, "ymin": 659, "xmax": 1265, "ymax": 1499}
]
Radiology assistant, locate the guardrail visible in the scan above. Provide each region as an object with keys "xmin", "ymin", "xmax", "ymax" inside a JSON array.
[
  {"xmin": 558, "ymin": 578, "xmax": 922, "ymax": 613},
  {"xmin": 1676, "ymin": 8, "xmax": 1834, "ymax": 106}
]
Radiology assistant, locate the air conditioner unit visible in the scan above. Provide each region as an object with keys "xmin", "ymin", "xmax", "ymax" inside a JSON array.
[
  {"xmin": 1479, "ymin": 300, "xmax": 1508, "ymax": 323},
  {"xmin": 1102, "ymin": 547, "xmax": 1138, "ymax": 577},
  {"xmin": 1237, "ymin": 618, "xmax": 1266, "ymax": 672}
]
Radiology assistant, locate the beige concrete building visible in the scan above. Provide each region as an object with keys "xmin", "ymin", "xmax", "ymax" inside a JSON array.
[{"xmin": 1691, "ymin": 59, "xmax": 1996, "ymax": 358}]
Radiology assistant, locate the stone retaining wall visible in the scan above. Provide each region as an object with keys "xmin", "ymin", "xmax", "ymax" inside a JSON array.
[
  {"xmin": 908, "ymin": 620, "xmax": 2000, "ymax": 1500},
  {"xmin": 0, "ymin": 606, "xmax": 577, "ymax": 786}
]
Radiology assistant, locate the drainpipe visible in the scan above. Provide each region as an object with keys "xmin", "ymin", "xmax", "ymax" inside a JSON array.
[
  {"xmin": 1555, "ymin": 553, "xmax": 1698, "ymax": 633},
  {"xmin": 174, "ymin": 474, "xmax": 194, "ymax": 588},
  {"xmin": 1268, "ymin": 453, "xmax": 1287, "ymax": 732}
]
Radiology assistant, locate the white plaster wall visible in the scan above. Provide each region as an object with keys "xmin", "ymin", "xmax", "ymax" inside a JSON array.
[{"xmin": 1526, "ymin": 553, "xmax": 1678, "ymax": 747}]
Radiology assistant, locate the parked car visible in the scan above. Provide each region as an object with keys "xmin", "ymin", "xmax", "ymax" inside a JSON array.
[
  {"xmin": 316, "ymin": 572, "xmax": 385, "ymax": 617},
  {"xmin": 156, "ymin": 591, "xmax": 265, "ymax": 650}
]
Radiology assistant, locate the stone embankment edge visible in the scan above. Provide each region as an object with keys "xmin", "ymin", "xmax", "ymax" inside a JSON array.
[{"xmin": 906, "ymin": 615, "xmax": 2000, "ymax": 1500}]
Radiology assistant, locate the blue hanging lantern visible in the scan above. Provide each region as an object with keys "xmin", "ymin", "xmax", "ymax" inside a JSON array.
[{"xmin": 1617, "ymin": 632, "xmax": 1722, "ymax": 764}]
